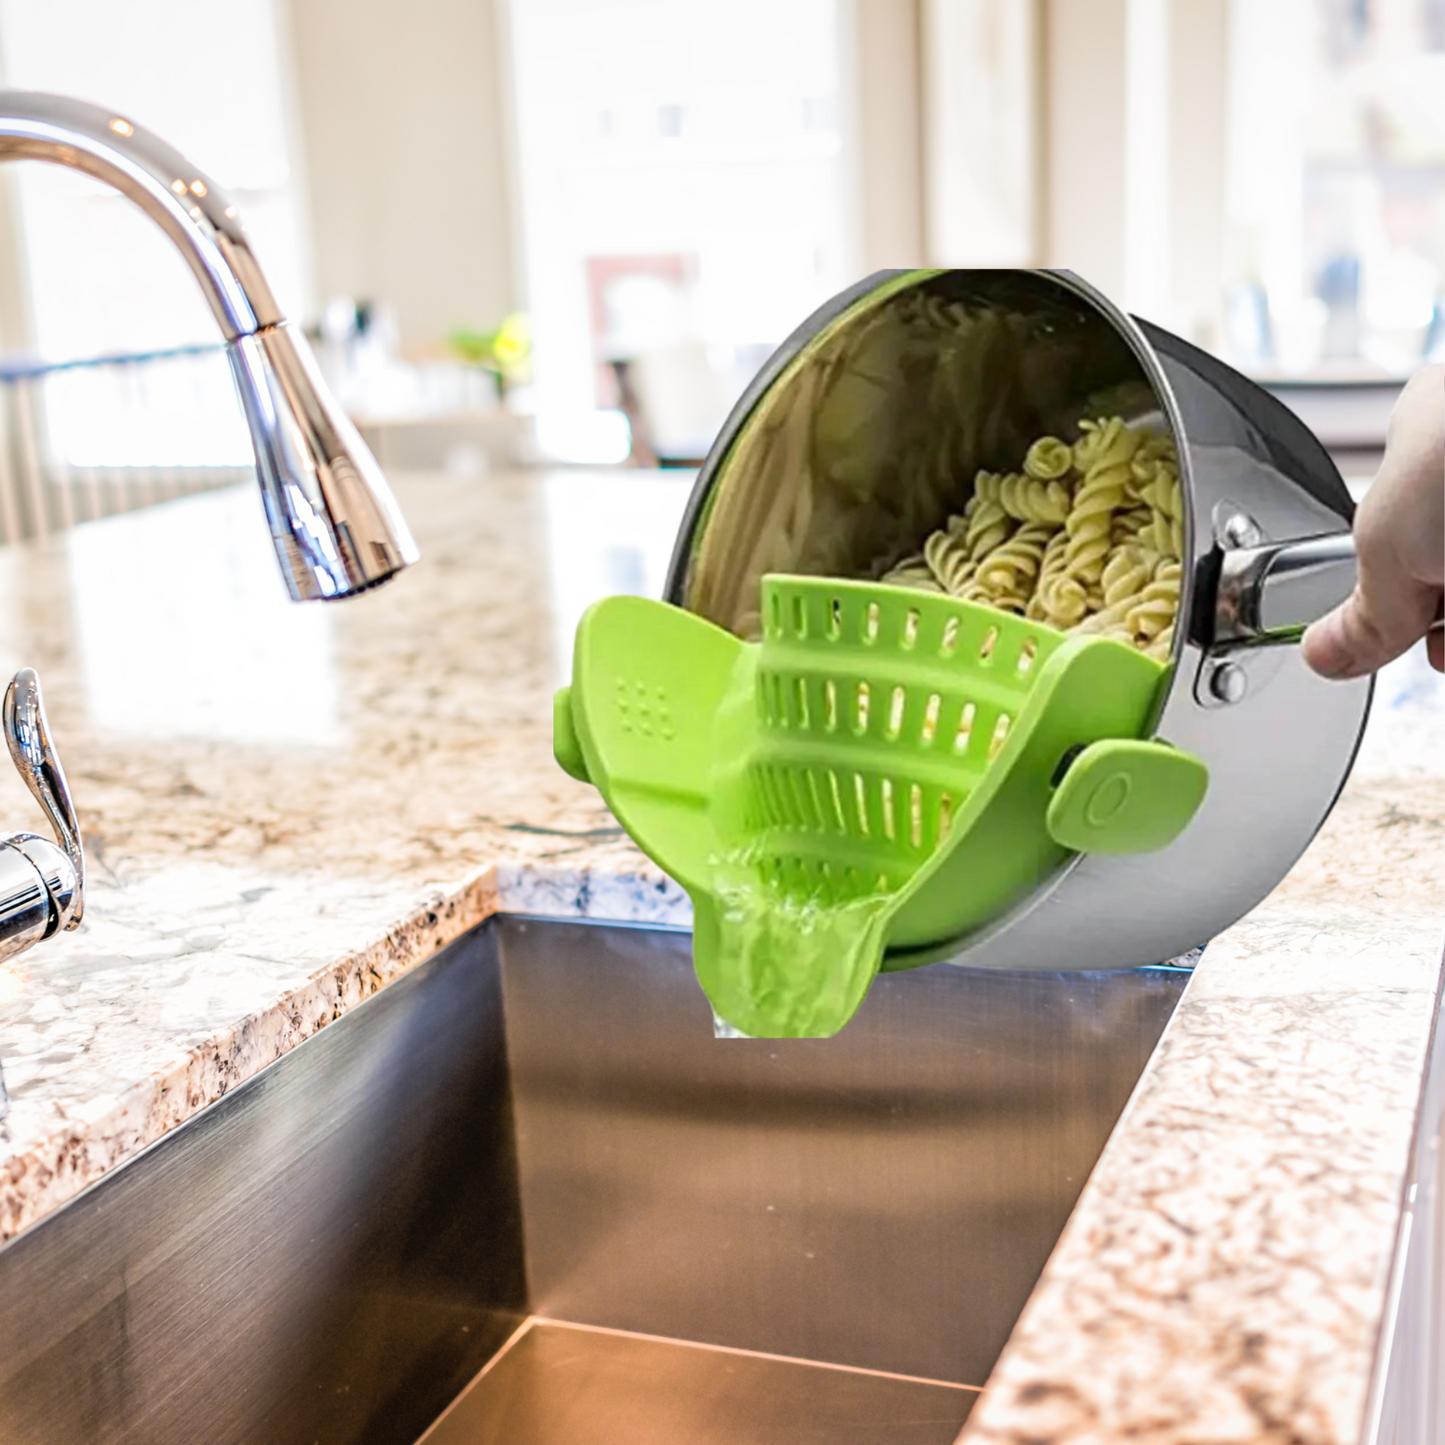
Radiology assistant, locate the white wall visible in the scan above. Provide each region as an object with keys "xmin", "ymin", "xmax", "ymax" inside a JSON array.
[
  {"xmin": 285, "ymin": 0, "xmax": 520, "ymax": 350},
  {"xmin": 0, "ymin": 0, "xmax": 1230, "ymax": 359},
  {"xmin": 1168, "ymin": 0, "xmax": 1229, "ymax": 344},
  {"xmin": 0, "ymin": 0, "xmax": 313, "ymax": 357},
  {"xmin": 846, "ymin": 0, "xmax": 927, "ymax": 273},
  {"xmin": 921, "ymin": 0, "xmax": 1042, "ymax": 267},
  {"xmin": 1043, "ymin": 0, "xmax": 1131, "ymax": 300},
  {"xmin": 1040, "ymin": 0, "xmax": 1228, "ymax": 339}
]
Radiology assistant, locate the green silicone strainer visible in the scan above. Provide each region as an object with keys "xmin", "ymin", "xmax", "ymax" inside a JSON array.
[{"xmin": 554, "ymin": 576, "xmax": 1208, "ymax": 1038}]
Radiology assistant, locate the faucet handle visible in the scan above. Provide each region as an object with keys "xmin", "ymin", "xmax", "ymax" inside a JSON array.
[{"xmin": 3, "ymin": 668, "xmax": 84, "ymax": 930}]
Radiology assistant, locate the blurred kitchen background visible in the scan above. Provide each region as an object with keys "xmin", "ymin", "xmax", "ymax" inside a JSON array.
[{"xmin": 0, "ymin": 0, "xmax": 1438, "ymax": 546}]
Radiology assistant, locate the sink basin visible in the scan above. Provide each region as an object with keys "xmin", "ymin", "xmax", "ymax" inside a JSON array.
[{"xmin": 0, "ymin": 917, "xmax": 1188, "ymax": 1444}]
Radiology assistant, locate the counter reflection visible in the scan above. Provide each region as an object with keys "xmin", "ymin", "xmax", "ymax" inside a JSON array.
[{"xmin": 67, "ymin": 485, "xmax": 341, "ymax": 746}]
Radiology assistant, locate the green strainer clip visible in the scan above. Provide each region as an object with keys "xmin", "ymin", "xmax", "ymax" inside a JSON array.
[{"xmin": 554, "ymin": 576, "xmax": 1208, "ymax": 1039}]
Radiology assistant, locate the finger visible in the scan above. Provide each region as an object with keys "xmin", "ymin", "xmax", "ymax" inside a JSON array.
[
  {"xmin": 1301, "ymin": 581, "xmax": 1439, "ymax": 679},
  {"xmin": 1428, "ymin": 627, "xmax": 1443, "ymax": 674}
]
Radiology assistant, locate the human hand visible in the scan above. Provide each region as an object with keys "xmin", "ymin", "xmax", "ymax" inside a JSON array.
[{"xmin": 1302, "ymin": 363, "xmax": 1444, "ymax": 678}]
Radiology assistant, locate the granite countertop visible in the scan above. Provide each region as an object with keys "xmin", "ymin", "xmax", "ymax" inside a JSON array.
[
  {"xmin": 960, "ymin": 653, "xmax": 1445, "ymax": 1444},
  {"xmin": 0, "ymin": 466, "xmax": 693, "ymax": 1240},
  {"xmin": 0, "ymin": 465, "xmax": 1441, "ymax": 1443}
]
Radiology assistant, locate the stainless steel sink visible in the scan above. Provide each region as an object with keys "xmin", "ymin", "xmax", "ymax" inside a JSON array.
[{"xmin": 0, "ymin": 917, "xmax": 1189, "ymax": 1444}]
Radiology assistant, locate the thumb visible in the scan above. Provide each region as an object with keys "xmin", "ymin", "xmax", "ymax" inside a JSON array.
[{"xmin": 1302, "ymin": 580, "xmax": 1439, "ymax": 679}]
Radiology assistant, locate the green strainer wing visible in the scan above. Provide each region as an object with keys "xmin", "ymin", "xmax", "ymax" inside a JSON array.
[{"xmin": 557, "ymin": 593, "xmax": 752, "ymax": 895}]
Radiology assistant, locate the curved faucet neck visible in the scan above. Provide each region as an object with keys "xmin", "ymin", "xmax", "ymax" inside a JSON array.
[
  {"xmin": 0, "ymin": 90, "xmax": 418, "ymax": 602},
  {"xmin": 0, "ymin": 90, "xmax": 282, "ymax": 339}
]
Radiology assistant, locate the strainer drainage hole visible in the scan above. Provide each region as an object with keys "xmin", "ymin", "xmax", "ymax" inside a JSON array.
[
  {"xmin": 792, "ymin": 595, "xmax": 808, "ymax": 637},
  {"xmin": 910, "ymin": 784, "xmax": 924, "ymax": 848},
  {"xmin": 922, "ymin": 692, "xmax": 942, "ymax": 744},
  {"xmin": 794, "ymin": 676, "xmax": 810, "ymax": 727},
  {"xmin": 769, "ymin": 767, "xmax": 788, "ymax": 824},
  {"xmin": 864, "ymin": 602, "xmax": 881, "ymax": 644},
  {"xmin": 954, "ymin": 701, "xmax": 977, "ymax": 753},
  {"xmin": 887, "ymin": 685, "xmax": 906, "ymax": 738},
  {"xmin": 829, "ymin": 598, "xmax": 843, "ymax": 638},
  {"xmin": 807, "ymin": 771, "xmax": 826, "ymax": 831},
  {"xmin": 756, "ymin": 769, "xmax": 775, "ymax": 826},
  {"xmin": 824, "ymin": 679, "xmax": 838, "ymax": 731},
  {"xmin": 1018, "ymin": 639, "xmax": 1038, "ymax": 675},
  {"xmin": 939, "ymin": 792, "xmax": 954, "ymax": 836},
  {"xmin": 941, "ymin": 617, "xmax": 960, "ymax": 656},
  {"xmin": 855, "ymin": 681, "xmax": 871, "ymax": 733},
  {"xmin": 989, "ymin": 713, "xmax": 1012, "ymax": 759},
  {"xmin": 768, "ymin": 592, "xmax": 782, "ymax": 636},
  {"xmin": 979, "ymin": 626, "xmax": 999, "ymax": 662},
  {"xmin": 788, "ymin": 770, "xmax": 812, "ymax": 828},
  {"xmin": 881, "ymin": 778, "xmax": 896, "ymax": 840},
  {"xmin": 828, "ymin": 769, "xmax": 847, "ymax": 831},
  {"xmin": 902, "ymin": 609, "xmax": 920, "ymax": 649},
  {"xmin": 854, "ymin": 773, "xmax": 870, "ymax": 834}
]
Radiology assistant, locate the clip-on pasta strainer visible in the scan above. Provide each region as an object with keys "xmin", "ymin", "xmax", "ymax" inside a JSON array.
[
  {"xmin": 555, "ymin": 269, "xmax": 1372, "ymax": 1034},
  {"xmin": 555, "ymin": 577, "xmax": 1208, "ymax": 1037}
]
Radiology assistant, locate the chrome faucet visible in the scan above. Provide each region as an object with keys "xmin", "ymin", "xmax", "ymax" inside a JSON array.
[
  {"xmin": 0, "ymin": 671, "xmax": 81, "ymax": 955},
  {"xmin": 0, "ymin": 92, "xmax": 421, "ymax": 1115},
  {"xmin": 0, "ymin": 91, "xmax": 418, "ymax": 600},
  {"xmin": 0, "ymin": 670, "xmax": 82, "ymax": 1118}
]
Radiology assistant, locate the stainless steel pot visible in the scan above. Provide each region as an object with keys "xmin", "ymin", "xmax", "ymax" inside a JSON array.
[{"xmin": 665, "ymin": 269, "xmax": 1370, "ymax": 972}]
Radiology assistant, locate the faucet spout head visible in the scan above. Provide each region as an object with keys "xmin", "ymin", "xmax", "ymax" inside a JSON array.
[
  {"xmin": 228, "ymin": 324, "xmax": 419, "ymax": 600},
  {"xmin": 0, "ymin": 91, "xmax": 418, "ymax": 602}
]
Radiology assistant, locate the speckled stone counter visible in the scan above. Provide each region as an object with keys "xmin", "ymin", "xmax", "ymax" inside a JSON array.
[
  {"xmin": 0, "ymin": 466, "xmax": 1440, "ymax": 1445},
  {"xmin": 0, "ymin": 467, "xmax": 692, "ymax": 1240},
  {"xmin": 959, "ymin": 650, "xmax": 1445, "ymax": 1445}
]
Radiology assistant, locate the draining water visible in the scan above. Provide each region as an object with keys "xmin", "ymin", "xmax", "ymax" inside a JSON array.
[{"xmin": 699, "ymin": 871, "xmax": 895, "ymax": 1039}]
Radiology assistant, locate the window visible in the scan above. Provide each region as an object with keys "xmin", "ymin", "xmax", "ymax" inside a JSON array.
[
  {"xmin": 1225, "ymin": 0, "xmax": 1445, "ymax": 376},
  {"xmin": 505, "ymin": 0, "xmax": 851, "ymax": 460},
  {"xmin": 0, "ymin": 0, "xmax": 311, "ymax": 465}
]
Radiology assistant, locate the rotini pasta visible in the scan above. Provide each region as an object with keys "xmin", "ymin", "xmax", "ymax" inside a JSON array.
[
  {"xmin": 1145, "ymin": 625, "xmax": 1175, "ymax": 661},
  {"xmin": 1072, "ymin": 601, "xmax": 1136, "ymax": 642},
  {"xmin": 1023, "ymin": 436, "xmax": 1073, "ymax": 482},
  {"xmin": 1026, "ymin": 530, "xmax": 1086, "ymax": 628},
  {"xmin": 1148, "ymin": 467, "xmax": 1185, "ymax": 558},
  {"xmin": 1125, "ymin": 559, "xmax": 1181, "ymax": 644},
  {"xmin": 976, "ymin": 469, "xmax": 1073, "ymax": 525},
  {"xmin": 1111, "ymin": 505, "xmax": 1152, "ymax": 548},
  {"xmin": 882, "ymin": 553, "xmax": 943, "ymax": 593},
  {"xmin": 1073, "ymin": 416, "xmax": 1139, "ymax": 473},
  {"xmin": 1033, "ymin": 573, "xmax": 1089, "ymax": 629},
  {"xmin": 1101, "ymin": 544, "xmax": 1152, "ymax": 610},
  {"xmin": 968, "ymin": 521, "xmax": 1053, "ymax": 611},
  {"xmin": 880, "ymin": 414, "xmax": 1184, "ymax": 659},
  {"xmin": 923, "ymin": 523, "xmax": 975, "ymax": 595},
  {"xmin": 1064, "ymin": 419, "xmax": 1143, "ymax": 586},
  {"xmin": 956, "ymin": 499, "xmax": 1010, "ymax": 567}
]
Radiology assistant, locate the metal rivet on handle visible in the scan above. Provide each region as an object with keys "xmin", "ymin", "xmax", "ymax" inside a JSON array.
[
  {"xmin": 1208, "ymin": 662, "xmax": 1249, "ymax": 705},
  {"xmin": 1218, "ymin": 511, "xmax": 1264, "ymax": 550}
]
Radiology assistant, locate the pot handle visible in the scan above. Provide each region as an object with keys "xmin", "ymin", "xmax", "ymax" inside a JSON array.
[{"xmin": 1211, "ymin": 532, "xmax": 1357, "ymax": 648}]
